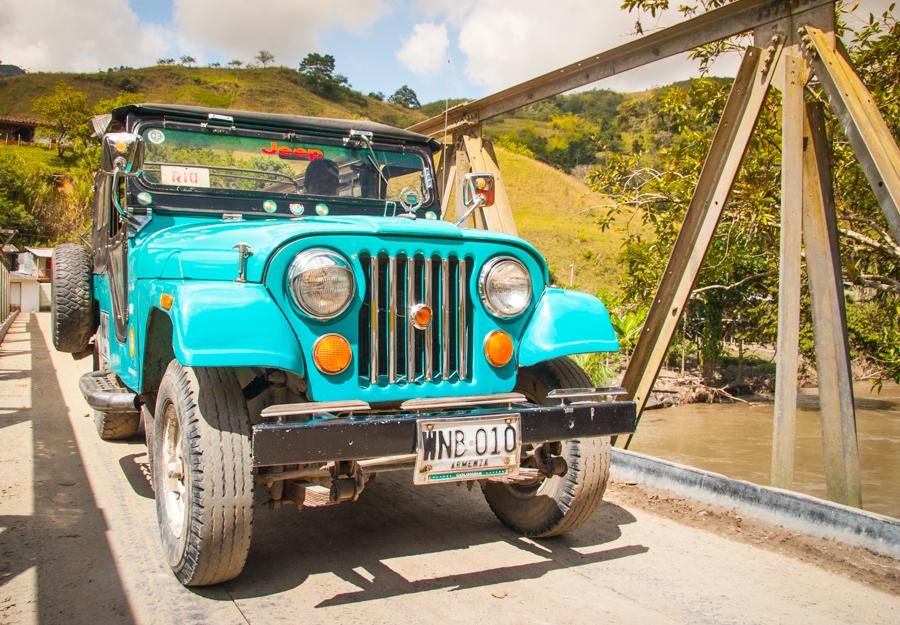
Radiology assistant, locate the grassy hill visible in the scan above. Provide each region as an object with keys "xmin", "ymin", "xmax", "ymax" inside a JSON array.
[
  {"xmin": 495, "ymin": 146, "xmax": 635, "ymax": 294},
  {"xmin": 0, "ymin": 66, "xmax": 426, "ymax": 128}
]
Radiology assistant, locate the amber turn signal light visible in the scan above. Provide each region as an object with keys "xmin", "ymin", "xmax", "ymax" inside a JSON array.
[
  {"xmin": 411, "ymin": 304, "xmax": 432, "ymax": 329},
  {"xmin": 313, "ymin": 334, "xmax": 352, "ymax": 374},
  {"xmin": 160, "ymin": 293, "xmax": 174, "ymax": 310},
  {"xmin": 484, "ymin": 330, "xmax": 514, "ymax": 367}
]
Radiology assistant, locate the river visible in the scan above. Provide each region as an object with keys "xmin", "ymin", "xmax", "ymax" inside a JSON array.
[{"xmin": 629, "ymin": 382, "xmax": 900, "ymax": 519}]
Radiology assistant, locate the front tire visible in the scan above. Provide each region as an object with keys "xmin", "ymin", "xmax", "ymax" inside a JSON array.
[
  {"xmin": 482, "ymin": 357, "xmax": 611, "ymax": 537},
  {"xmin": 152, "ymin": 361, "xmax": 254, "ymax": 586}
]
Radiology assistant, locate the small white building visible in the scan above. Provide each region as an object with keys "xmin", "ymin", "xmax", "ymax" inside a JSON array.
[{"xmin": 8, "ymin": 247, "xmax": 54, "ymax": 313}]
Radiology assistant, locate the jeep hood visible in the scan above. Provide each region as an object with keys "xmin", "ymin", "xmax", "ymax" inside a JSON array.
[{"xmin": 133, "ymin": 216, "xmax": 546, "ymax": 282}]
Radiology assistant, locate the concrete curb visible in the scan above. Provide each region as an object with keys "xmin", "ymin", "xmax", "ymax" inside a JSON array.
[
  {"xmin": 611, "ymin": 448, "xmax": 900, "ymax": 559},
  {"xmin": 0, "ymin": 310, "xmax": 18, "ymax": 345}
]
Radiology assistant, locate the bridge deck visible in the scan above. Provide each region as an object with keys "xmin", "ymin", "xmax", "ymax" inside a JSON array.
[{"xmin": 1, "ymin": 313, "xmax": 896, "ymax": 625}]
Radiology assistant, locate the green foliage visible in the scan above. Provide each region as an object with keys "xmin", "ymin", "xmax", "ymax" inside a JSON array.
[
  {"xmin": 599, "ymin": 3, "xmax": 899, "ymax": 384},
  {"xmin": 494, "ymin": 135, "xmax": 535, "ymax": 158},
  {"xmin": 298, "ymin": 53, "xmax": 349, "ymax": 96},
  {"xmin": 389, "ymin": 85, "xmax": 421, "ymax": 109},
  {"xmin": 255, "ymin": 50, "xmax": 275, "ymax": 67},
  {"xmin": 33, "ymin": 83, "xmax": 89, "ymax": 157}
]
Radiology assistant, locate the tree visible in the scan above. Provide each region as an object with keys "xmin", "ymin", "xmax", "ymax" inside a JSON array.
[
  {"xmin": 255, "ymin": 50, "xmax": 275, "ymax": 67},
  {"xmin": 368, "ymin": 91, "xmax": 386, "ymax": 101},
  {"xmin": 389, "ymin": 85, "xmax": 420, "ymax": 109},
  {"xmin": 209, "ymin": 61, "xmax": 221, "ymax": 68},
  {"xmin": 179, "ymin": 55, "xmax": 196, "ymax": 66},
  {"xmin": 298, "ymin": 53, "xmax": 349, "ymax": 95},
  {"xmin": 34, "ymin": 83, "xmax": 89, "ymax": 157},
  {"xmin": 595, "ymin": 2, "xmax": 899, "ymax": 383}
]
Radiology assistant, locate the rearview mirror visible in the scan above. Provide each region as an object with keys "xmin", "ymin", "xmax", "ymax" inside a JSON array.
[{"xmin": 100, "ymin": 132, "xmax": 144, "ymax": 176}]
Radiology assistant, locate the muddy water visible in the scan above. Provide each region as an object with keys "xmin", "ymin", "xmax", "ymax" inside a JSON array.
[{"xmin": 630, "ymin": 382, "xmax": 900, "ymax": 519}]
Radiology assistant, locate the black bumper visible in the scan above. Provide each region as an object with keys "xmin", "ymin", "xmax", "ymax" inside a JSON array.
[
  {"xmin": 252, "ymin": 400, "xmax": 636, "ymax": 467},
  {"xmin": 79, "ymin": 370, "xmax": 139, "ymax": 414}
]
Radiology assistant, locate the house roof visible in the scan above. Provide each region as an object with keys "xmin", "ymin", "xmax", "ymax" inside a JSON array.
[{"xmin": 24, "ymin": 247, "xmax": 53, "ymax": 258}]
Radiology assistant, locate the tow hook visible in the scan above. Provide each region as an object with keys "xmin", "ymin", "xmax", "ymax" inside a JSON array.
[
  {"xmin": 534, "ymin": 442, "xmax": 568, "ymax": 477},
  {"xmin": 329, "ymin": 461, "xmax": 366, "ymax": 503}
]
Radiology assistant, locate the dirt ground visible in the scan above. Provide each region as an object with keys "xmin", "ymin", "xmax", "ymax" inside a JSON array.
[{"xmin": 1, "ymin": 313, "xmax": 897, "ymax": 625}]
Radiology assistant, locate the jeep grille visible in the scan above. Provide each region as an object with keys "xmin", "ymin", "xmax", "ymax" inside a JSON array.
[{"xmin": 359, "ymin": 253, "xmax": 472, "ymax": 386}]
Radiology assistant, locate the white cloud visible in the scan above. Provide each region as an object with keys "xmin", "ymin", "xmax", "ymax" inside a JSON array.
[
  {"xmin": 0, "ymin": 0, "xmax": 172, "ymax": 71},
  {"xmin": 171, "ymin": 0, "xmax": 389, "ymax": 67},
  {"xmin": 0, "ymin": 0, "xmax": 390, "ymax": 73},
  {"xmin": 396, "ymin": 22, "xmax": 449, "ymax": 74}
]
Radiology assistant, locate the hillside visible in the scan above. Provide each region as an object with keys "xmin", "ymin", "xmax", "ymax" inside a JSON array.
[
  {"xmin": 0, "ymin": 66, "xmax": 427, "ymax": 128},
  {"xmin": 495, "ymin": 146, "xmax": 635, "ymax": 294}
]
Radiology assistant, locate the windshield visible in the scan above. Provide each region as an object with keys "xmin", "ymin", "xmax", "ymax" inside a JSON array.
[{"xmin": 138, "ymin": 125, "xmax": 434, "ymax": 212}]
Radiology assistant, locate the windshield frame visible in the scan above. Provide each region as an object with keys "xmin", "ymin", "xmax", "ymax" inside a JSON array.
[{"xmin": 129, "ymin": 118, "xmax": 437, "ymax": 216}]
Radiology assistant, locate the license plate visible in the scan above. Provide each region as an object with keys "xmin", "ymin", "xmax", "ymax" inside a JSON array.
[{"xmin": 414, "ymin": 414, "xmax": 521, "ymax": 485}]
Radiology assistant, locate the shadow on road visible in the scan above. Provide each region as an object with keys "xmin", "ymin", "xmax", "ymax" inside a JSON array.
[
  {"xmin": 0, "ymin": 315, "xmax": 137, "ymax": 625},
  {"xmin": 215, "ymin": 470, "xmax": 646, "ymax": 607}
]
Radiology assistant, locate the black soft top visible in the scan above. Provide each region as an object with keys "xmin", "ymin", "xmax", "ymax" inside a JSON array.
[{"xmin": 111, "ymin": 103, "xmax": 441, "ymax": 151}]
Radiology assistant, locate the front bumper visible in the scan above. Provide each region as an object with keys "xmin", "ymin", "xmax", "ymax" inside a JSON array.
[{"xmin": 252, "ymin": 400, "xmax": 636, "ymax": 467}]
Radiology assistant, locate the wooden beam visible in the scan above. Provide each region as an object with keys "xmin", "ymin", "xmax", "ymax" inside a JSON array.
[
  {"xmin": 409, "ymin": 0, "xmax": 833, "ymax": 137},
  {"xmin": 802, "ymin": 101, "xmax": 862, "ymax": 507},
  {"xmin": 771, "ymin": 53, "xmax": 805, "ymax": 489},
  {"xmin": 619, "ymin": 43, "xmax": 782, "ymax": 447},
  {"xmin": 801, "ymin": 25, "xmax": 900, "ymax": 242}
]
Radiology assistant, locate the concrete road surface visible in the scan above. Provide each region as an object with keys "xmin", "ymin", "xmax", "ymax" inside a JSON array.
[{"xmin": 0, "ymin": 313, "xmax": 896, "ymax": 625}]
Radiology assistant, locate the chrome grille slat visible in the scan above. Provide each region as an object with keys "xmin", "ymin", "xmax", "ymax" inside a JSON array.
[
  {"xmin": 369, "ymin": 256, "xmax": 379, "ymax": 384},
  {"xmin": 441, "ymin": 258, "xmax": 451, "ymax": 381},
  {"xmin": 458, "ymin": 259, "xmax": 467, "ymax": 381},
  {"xmin": 406, "ymin": 256, "xmax": 415, "ymax": 382},
  {"xmin": 388, "ymin": 255, "xmax": 398, "ymax": 383},
  {"xmin": 424, "ymin": 257, "xmax": 433, "ymax": 381}
]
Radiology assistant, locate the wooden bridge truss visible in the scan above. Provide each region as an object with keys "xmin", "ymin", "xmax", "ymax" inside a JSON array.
[{"xmin": 408, "ymin": 0, "xmax": 900, "ymax": 507}]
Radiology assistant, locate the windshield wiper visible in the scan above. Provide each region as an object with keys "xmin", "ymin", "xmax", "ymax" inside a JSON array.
[{"xmin": 345, "ymin": 130, "xmax": 390, "ymax": 192}]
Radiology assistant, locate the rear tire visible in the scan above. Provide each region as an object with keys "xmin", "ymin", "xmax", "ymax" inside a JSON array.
[
  {"xmin": 152, "ymin": 361, "xmax": 254, "ymax": 586},
  {"xmin": 51, "ymin": 244, "xmax": 95, "ymax": 353},
  {"xmin": 94, "ymin": 410, "xmax": 141, "ymax": 440},
  {"xmin": 482, "ymin": 357, "xmax": 611, "ymax": 537}
]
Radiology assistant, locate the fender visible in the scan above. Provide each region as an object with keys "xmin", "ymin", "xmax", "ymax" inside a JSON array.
[
  {"xmin": 518, "ymin": 288, "xmax": 619, "ymax": 367},
  {"xmin": 147, "ymin": 280, "xmax": 305, "ymax": 376}
]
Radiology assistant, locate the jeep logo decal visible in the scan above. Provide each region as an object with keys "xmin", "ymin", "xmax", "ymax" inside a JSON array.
[{"xmin": 260, "ymin": 142, "xmax": 325, "ymax": 161}]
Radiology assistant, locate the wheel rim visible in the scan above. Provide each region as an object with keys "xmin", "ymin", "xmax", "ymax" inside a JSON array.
[{"xmin": 161, "ymin": 404, "xmax": 188, "ymax": 540}]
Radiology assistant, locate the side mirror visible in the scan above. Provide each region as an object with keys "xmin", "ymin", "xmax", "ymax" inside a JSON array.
[
  {"xmin": 100, "ymin": 133, "xmax": 144, "ymax": 220},
  {"xmin": 462, "ymin": 172, "xmax": 495, "ymax": 208},
  {"xmin": 455, "ymin": 173, "xmax": 495, "ymax": 226},
  {"xmin": 100, "ymin": 132, "xmax": 144, "ymax": 176}
]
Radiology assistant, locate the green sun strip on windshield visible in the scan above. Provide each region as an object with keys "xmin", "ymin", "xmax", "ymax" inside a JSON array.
[{"xmin": 139, "ymin": 127, "xmax": 431, "ymax": 208}]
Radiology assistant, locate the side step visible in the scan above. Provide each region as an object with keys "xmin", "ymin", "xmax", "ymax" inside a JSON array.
[{"xmin": 79, "ymin": 370, "xmax": 139, "ymax": 414}]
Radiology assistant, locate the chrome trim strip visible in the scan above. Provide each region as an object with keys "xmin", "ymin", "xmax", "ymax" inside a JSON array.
[
  {"xmin": 424, "ymin": 257, "xmax": 433, "ymax": 381},
  {"xmin": 370, "ymin": 255, "xmax": 379, "ymax": 385},
  {"xmin": 441, "ymin": 258, "xmax": 451, "ymax": 380},
  {"xmin": 400, "ymin": 392, "xmax": 528, "ymax": 411},
  {"xmin": 458, "ymin": 258, "xmax": 467, "ymax": 380},
  {"xmin": 389, "ymin": 255, "xmax": 397, "ymax": 383},
  {"xmin": 261, "ymin": 399, "xmax": 371, "ymax": 418},
  {"xmin": 406, "ymin": 255, "xmax": 416, "ymax": 383}
]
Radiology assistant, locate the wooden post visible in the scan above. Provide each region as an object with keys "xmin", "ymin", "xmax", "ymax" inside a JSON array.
[
  {"xmin": 619, "ymin": 43, "xmax": 781, "ymax": 446},
  {"xmin": 800, "ymin": 25, "xmax": 900, "ymax": 242},
  {"xmin": 802, "ymin": 102, "xmax": 863, "ymax": 506},
  {"xmin": 771, "ymin": 53, "xmax": 805, "ymax": 489}
]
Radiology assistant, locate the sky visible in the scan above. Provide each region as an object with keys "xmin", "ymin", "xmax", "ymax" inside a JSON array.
[{"xmin": 0, "ymin": 0, "xmax": 895, "ymax": 105}]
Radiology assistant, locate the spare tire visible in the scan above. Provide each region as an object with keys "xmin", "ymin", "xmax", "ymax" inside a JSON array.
[{"xmin": 52, "ymin": 244, "xmax": 96, "ymax": 353}]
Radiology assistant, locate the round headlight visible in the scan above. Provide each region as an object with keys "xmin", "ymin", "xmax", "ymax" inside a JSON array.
[
  {"xmin": 288, "ymin": 249, "xmax": 354, "ymax": 319},
  {"xmin": 479, "ymin": 257, "xmax": 532, "ymax": 318}
]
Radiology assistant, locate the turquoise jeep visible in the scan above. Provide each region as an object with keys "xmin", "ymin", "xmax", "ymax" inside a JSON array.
[{"xmin": 50, "ymin": 104, "xmax": 636, "ymax": 586}]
